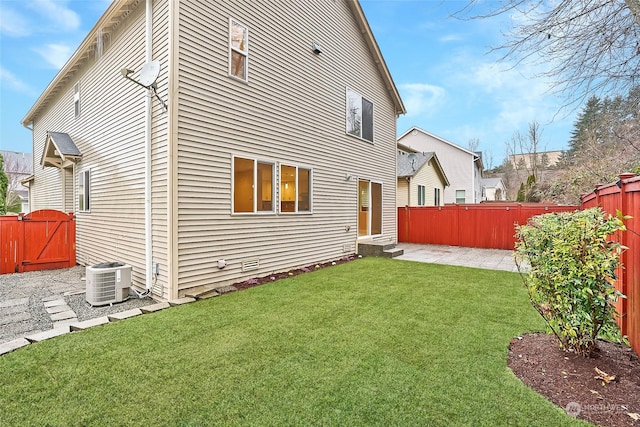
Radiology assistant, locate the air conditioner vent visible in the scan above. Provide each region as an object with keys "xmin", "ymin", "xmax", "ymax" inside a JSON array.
[
  {"xmin": 242, "ymin": 259, "xmax": 260, "ymax": 272},
  {"xmin": 86, "ymin": 263, "xmax": 132, "ymax": 306}
]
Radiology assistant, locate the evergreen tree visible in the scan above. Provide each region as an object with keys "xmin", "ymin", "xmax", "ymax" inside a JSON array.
[{"xmin": 0, "ymin": 153, "xmax": 8, "ymax": 215}]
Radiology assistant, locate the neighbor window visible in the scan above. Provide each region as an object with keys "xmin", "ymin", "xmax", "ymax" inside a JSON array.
[
  {"xmin": 417, "ymin": 185, "xmax": 426, "ymax": 206},
  {"xmin": 73, "ymin": 82, "xmax": 80, "ymax": 118},
  {"xmin": 233, "ymin": 157, "xmax": 274, "ymax": 213},
  {"xmin": 280, "ymin": 165, "xmax": 311, "ymax": 213},
  {"xmin": 434, "ymin": 188, "xmax": 441, "ymax": 206},
  {"xmin": 78, "ymin": 169, "xmax": 90, "ymax": 211},
  {"xmin": 346, "ymin": 88, "xmax": 373, "ymax": 142},
  {"xmin": 456, "ymin": 190, "xmax": 466, "ymax": 204},
  {"xmin": 229, "ymin": 19, "xmax": 248, "ymax": 80}
]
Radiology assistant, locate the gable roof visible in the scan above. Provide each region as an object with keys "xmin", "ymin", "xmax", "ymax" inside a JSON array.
[
  {"xmin": 22, "ymin": 0, "xmax": 405, "ymax": 126},
  {"xmin": 41, "ymin": 132, "xmax": 82, "ymax": 168},
  {"xmin": 397, "ymin": 151, "xmax": 449, "ymax": 185},
  {"xmin": 398, "ymin": 126, "xmax": 478, "ymax": 158},
  {"xmin": 1, "ymin": 151, "xmax": 33, "ymax": 175},
  {"xmin": 481, "ymin": 177, "xmax": 504, "ymax": 188}
]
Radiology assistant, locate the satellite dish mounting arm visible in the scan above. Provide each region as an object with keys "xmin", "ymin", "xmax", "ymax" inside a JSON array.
[{"xmin": 120, "ymin": 61, "xmax": 168, "ymax": 113}]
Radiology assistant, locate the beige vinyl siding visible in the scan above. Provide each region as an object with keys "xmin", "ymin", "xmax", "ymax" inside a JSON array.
[
  {"xmin": 175, "ymin": 0, "xmax": 397, "ymax": 294},
  {"xmin": 397, "ymin": 178, "xmax": 409, "ymax": 206},
  {"xmin": 413, "ymin": 162, "xmax": 445, "ymax": 207},
  {"xmin": 29, "ymin": 2, "xmax": 151, "ymax": 290}
]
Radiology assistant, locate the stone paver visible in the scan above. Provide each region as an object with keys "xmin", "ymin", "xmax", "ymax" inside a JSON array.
[
  {"xmin": 46, "ymin": 304, "xmax": 72, "ymax": 314},
  {"xmin": 140, "ymin": 302, "xmax": 170, "ymax": 313},
  {"xmin": 0, "ymin": 297, "xmax": 29, "ymax": 309},
  {"xmin": 53, "ymin": 318, "xmax": 79, "ymax": 329},
  {"xmin": 50, "ymin": 310, "xmax": 77, "ymax": 321},
  {"xmin": 107, "ymin": 308, "xmax": 142, "ymax": 322},
  {"xmin": 70, "ymin": 317, "xmax": 110, "ymax": 331},
  {"xmin": 0, "ymin": 312, "xmax": 32, "ymax": 326},
  {"xmin": 25, "ymin": 326, "xmax": 71, "ymax": 343},
  {"xmin": 169, "ymin": 297, "xmax": 196, "ymax": 306},
  {"xmin": 0, "ymin": 338, "xmax": 30, "ymax": 356},
  {"xmin": 43, "ymin": 299, "xmax": 67, "ymax": 308}
]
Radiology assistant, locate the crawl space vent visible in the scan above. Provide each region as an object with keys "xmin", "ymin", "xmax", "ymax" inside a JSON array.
[{"xmin": 242, "ymin": 259, "xmax": 260, "ymax": 272}]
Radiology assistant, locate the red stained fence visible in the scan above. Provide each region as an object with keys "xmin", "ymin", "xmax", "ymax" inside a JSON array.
[
  {"xmin": 398, "ymin": 203, "xmax": 578, "ymax": 250},
  {"xmin": 581, "ymin": 173, "xmax": 640, "ymax": 356},
  {"xmin": 0, "ymin": 209, "xmax": 76, "ymax": 275}
]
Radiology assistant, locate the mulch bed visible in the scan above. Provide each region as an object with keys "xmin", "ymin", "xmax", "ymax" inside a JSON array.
[{"xmin": 508, "ymin": 333, "xmax": 640, "ymax": 426}]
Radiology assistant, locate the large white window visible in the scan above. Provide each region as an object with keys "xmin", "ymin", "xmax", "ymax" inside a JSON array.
[
  {"xmin": 78, "ymin": 169, "xmax": 90, "ymax": 212},
  {"xmin": 229, "ymin": 18, "xmax": 248, "ymax": 81},
  {"xmin": 280, "ymin": 165, "xmax": 311, "ymax": 213},
  {"xmin": 346, "ymin": 88, "xmax": 374, "ymax": 142},
  {"xmin": 233, "ymin": 157, "xmax": 274, "ymax": 213},
  {"xmin": 73, "ymin": 82, "xmax": 81, "ymax": 118}
]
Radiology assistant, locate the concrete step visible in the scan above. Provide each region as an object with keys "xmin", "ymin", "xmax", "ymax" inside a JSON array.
[
  {"xmin": 358, "ymin": 241, "xmax": 402, "ymax": 257},
  {"xmin": 382, "ymin": 248, "xmax": 404, "ymax": 258},
  {"xmin": 185, "ymin": 286, "xmax": 220, "ymax": 300}
]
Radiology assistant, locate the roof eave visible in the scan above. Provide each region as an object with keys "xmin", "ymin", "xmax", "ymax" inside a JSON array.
[{"xmin": 347, "ymin": 0, "xmax": 406, "ymax": 116}]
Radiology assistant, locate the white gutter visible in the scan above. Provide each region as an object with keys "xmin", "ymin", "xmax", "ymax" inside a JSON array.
[{"xmin": 145, "ymin": 0, "xmax": 153, "ymax": 290}]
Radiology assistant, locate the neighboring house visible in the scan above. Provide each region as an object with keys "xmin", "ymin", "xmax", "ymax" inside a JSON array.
[
  {"xmin": 397, "ymin": 147, "xmax": 449, "ymax": 207},
  {"xmin": 397, "ymin": 127, "xmax": 483, "ymax": 204},
  {"xmin": 21, "ymin": 0, "xmax": 405, "ymax": 300},
  {"xmin": 1, "ymin": 150, "xmax": 33, "ymax": 213},
  {"xmin": 481, "ymin": 177, "xmax": 506, "ymax": 201},
  {"xmin": 509, "ymin": 151, "xmax": 563, "ymax": 170}
]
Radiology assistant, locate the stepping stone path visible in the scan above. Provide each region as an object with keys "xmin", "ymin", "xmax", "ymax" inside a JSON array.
[{"xmin": 42, "ymin": 295, "xmax": 78, "ymax": 328}]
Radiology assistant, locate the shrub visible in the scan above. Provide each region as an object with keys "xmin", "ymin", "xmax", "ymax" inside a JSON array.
[{"xmin": 514, "ymin": 207, "xmax": 626, "ymax": 356}]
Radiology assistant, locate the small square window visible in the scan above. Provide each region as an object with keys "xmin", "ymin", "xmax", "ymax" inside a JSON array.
[
  {"xmin": 346, "ymin": 88, "xmax": 374, "ymax": 143},
  {"xmin": 456, "ymin": 190, "xmax": 466, "ymax": 204}
]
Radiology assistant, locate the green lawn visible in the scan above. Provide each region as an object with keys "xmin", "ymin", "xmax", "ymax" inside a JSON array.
[{"xmin": 0, "ymin": 258, "xmax": 589, "ymax": 426}]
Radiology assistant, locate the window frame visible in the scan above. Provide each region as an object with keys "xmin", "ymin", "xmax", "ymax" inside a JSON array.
[
  {"xmin": 455, "ymin": 190, "xmax": 466, "ymax": 204},
  {"xmin": 73, "ymin": 82, "xmax": 81, "ymax": 118},
  {"xmin": 346, "ymin": 87, "xmax": 374, "ymax": 143},
  {"xmin": 279, "ymin": 164, "xmax": 312, "ymax": 214},
  {"xmin": 434, "ymin": 188, "xmax": 441, "ymax": 206},
  {"xmin": 78, "ymin": 169, "xmax": 90, "ymax": 212},
  {"xmin": 232, "ymin": 156, "xmax": 275, "ymax": 214},
  {"xmin": 229, "ymin": 18, "xmax": 249, "ymax": 82},
  {"xmin": 417, "ymin": 185, "xmax": 426, "ymax": 206}
]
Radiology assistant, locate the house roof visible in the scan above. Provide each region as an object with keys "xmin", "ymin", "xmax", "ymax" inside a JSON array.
[
  {"xmin": 397, "ymin": 151, "xmax": 450, "ymax": 186},
  {"xmin": 1, "ymin": 151, "xmax": 33, "ymax": 175},
  {"xmin": 398, "ymin": 126, "xmax": 479, "ymax": 159},
  {"xmin": 21, "ymin": 0, "xmax": 142, "ymax": 127},
  {"xmin": 22, "ymin": 0, "xmax": 406, "ymax": 126},
  {"xmin": 481, "ymin": 177, "xmax": 504, "ymax": 188},
  {"xmin": 41, "ymin": 132, "xmax": 82, "ymax": 168}
]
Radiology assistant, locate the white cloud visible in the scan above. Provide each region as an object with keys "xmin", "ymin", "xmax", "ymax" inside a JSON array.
[
  {"xmin": 0, "ymin": 6, "xmax": 30, "ymax": 37},
  {"xmin": 34, "ymin": 43, "xmax": 73, "ymax": 69},
  {"xmin": 438, "ymin": 34, "xmax": 464, "ymax": 43},
  {"xmin": 398, "ymin": 83, "xmax": 446, "ymax": 117},
  {"xmin": 28, "ymin": 0, "xmax": 80, "ymax": 32},
  {"xmin": 0, "ymin": 66, "xmax": 36, "ymax": 96}
]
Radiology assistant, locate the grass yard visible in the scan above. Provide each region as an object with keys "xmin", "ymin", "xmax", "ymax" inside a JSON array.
[{"xmin": 0, "ymin": 258, "xmax": 589, "ymax": 426}]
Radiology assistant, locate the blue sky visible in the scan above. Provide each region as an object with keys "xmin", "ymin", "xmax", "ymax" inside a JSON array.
[{"xmin": 0, "ymin": 0, "xmax": 576, "ymax": 167}]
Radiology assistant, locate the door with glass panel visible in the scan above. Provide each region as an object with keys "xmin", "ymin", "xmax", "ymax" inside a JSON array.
[{"xmin": 358, "ymin": 180, "xmax": 382, "ymax": 237}]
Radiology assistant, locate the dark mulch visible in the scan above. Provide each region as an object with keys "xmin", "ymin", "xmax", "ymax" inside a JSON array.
[
  {"xmin": 233, "ymin": 255, "xmax": 357, "ymax": 291},
  {"xmin": 509, "ymin": 333, "xmax": 640, "ymax": 426}
]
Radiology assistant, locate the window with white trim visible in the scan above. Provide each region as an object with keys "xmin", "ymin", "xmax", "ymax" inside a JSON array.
[
  {"xmin": 229, "ymin": 18, "xmax": 248, "ymax": 81},
  {"xmin": 434, "ymin": 188, "xmax": 441, "ymax": 206},
  {"xmin": 73, "ymin": 82, "xmax": 81, "ymax": 118},
  {"xmin": 346, "ymin": 88, "xmax": 373, "ymax": 142},
  {"xmin": 417, "ymin": 185, "xmax": 426, "ymax": 206},
  {"xmin": 78, "ymin": 169, "xmax": 90, "ymax": 212},
  {"xmin": 280, "ymin": 165, "xmax": 311, "ymax": 213},
  {"xmin": 456, "ymin": 190, "xmax": 466, "ymax": 204},
  {"xmin": 233, "ymin": 157, "xmax": 274, "ymax": 213}
]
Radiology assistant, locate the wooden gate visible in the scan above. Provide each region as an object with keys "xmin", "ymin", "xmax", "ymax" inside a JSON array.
[{"xmin": 0, "ymin": 209, "xmax": 76, "ymax": 274}]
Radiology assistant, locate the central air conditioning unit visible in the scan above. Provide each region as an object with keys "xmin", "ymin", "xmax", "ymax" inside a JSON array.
[{"xmin": 86, "ymin": 262, "xmax": 132, "ymax": 306}]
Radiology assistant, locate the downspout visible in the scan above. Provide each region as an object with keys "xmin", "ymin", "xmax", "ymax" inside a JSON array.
[{"xmin": 144, "ymin": 0, "xmax": 153, "ymax": 291}]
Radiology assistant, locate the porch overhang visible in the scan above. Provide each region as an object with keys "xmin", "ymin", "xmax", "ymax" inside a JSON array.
[{"xmin": 41, "ymin": 132, "xmax": 82, "ymax": 169}]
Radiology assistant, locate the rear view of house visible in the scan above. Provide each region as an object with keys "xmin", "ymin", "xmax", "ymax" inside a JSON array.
[{"xmin": 21, "ymin": 0, "xmax": 405, "ymax": 300}]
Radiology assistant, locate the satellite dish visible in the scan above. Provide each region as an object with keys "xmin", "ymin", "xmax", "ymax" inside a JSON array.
[
  {"xmin": 407, "ymin": 153, "xmax": 418, "ymax": 171},
  {"xmin": 139, "ymin": 60, "xmax": 160, "ymax": 87}
]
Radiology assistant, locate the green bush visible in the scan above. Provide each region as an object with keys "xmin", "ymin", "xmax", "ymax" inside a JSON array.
[{"xmin": 514, "ymin": 207, "xmax": 626, "ymax": 356}]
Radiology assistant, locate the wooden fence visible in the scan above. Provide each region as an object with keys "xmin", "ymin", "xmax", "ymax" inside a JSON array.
[
  {"xmin": 581, "ymin": 173, "xmax": 640, "ymax": 356},
  {"xmin": 0, "ymin": 209, "xmax": 76, "ymax": 274},
  {"xmin": 398, "ymin": 203, "xmax": 578, "ymax": 250}
]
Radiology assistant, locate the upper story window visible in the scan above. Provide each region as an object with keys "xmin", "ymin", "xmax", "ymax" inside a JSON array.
[
  {"xmin": 78, "ymin": 169, "xmax": 90, "ymax": 212},
  {"xmin": 229, "ymin": 18, "xmax": 248, "ymax": 81},
  {"xmin": 280, "ymin": 165, "xmax": 311, "ymax": 213},
  {"xmin": 73, "ymin": 82, "xmax": 81, "ymax": 118},
  {"xmin": 346, "ymin": 88, "xmax": 373, "ymax": 143},
  {"xmin": 233, "ymin": 156, "xmax": 274, "ymax": 213},
  {"xmin": 456, "ymin": 190, "xmax": 466, "ymax": 204}
]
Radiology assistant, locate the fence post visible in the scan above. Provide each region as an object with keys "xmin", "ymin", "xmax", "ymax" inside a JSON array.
[{"xmin": 618, "ymin": 173, "xmax": 635, "ymax": 334}]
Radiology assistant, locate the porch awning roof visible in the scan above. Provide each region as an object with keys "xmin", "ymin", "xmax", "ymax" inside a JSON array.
[{"xmin": 41, "ymin": 131, "xmax": 82, "ymax": 169}]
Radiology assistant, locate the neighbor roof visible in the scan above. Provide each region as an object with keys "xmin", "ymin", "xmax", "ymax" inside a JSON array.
[{"xmin": 397, "ymin": 151, "xmax": 450, "ymax": 185}]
